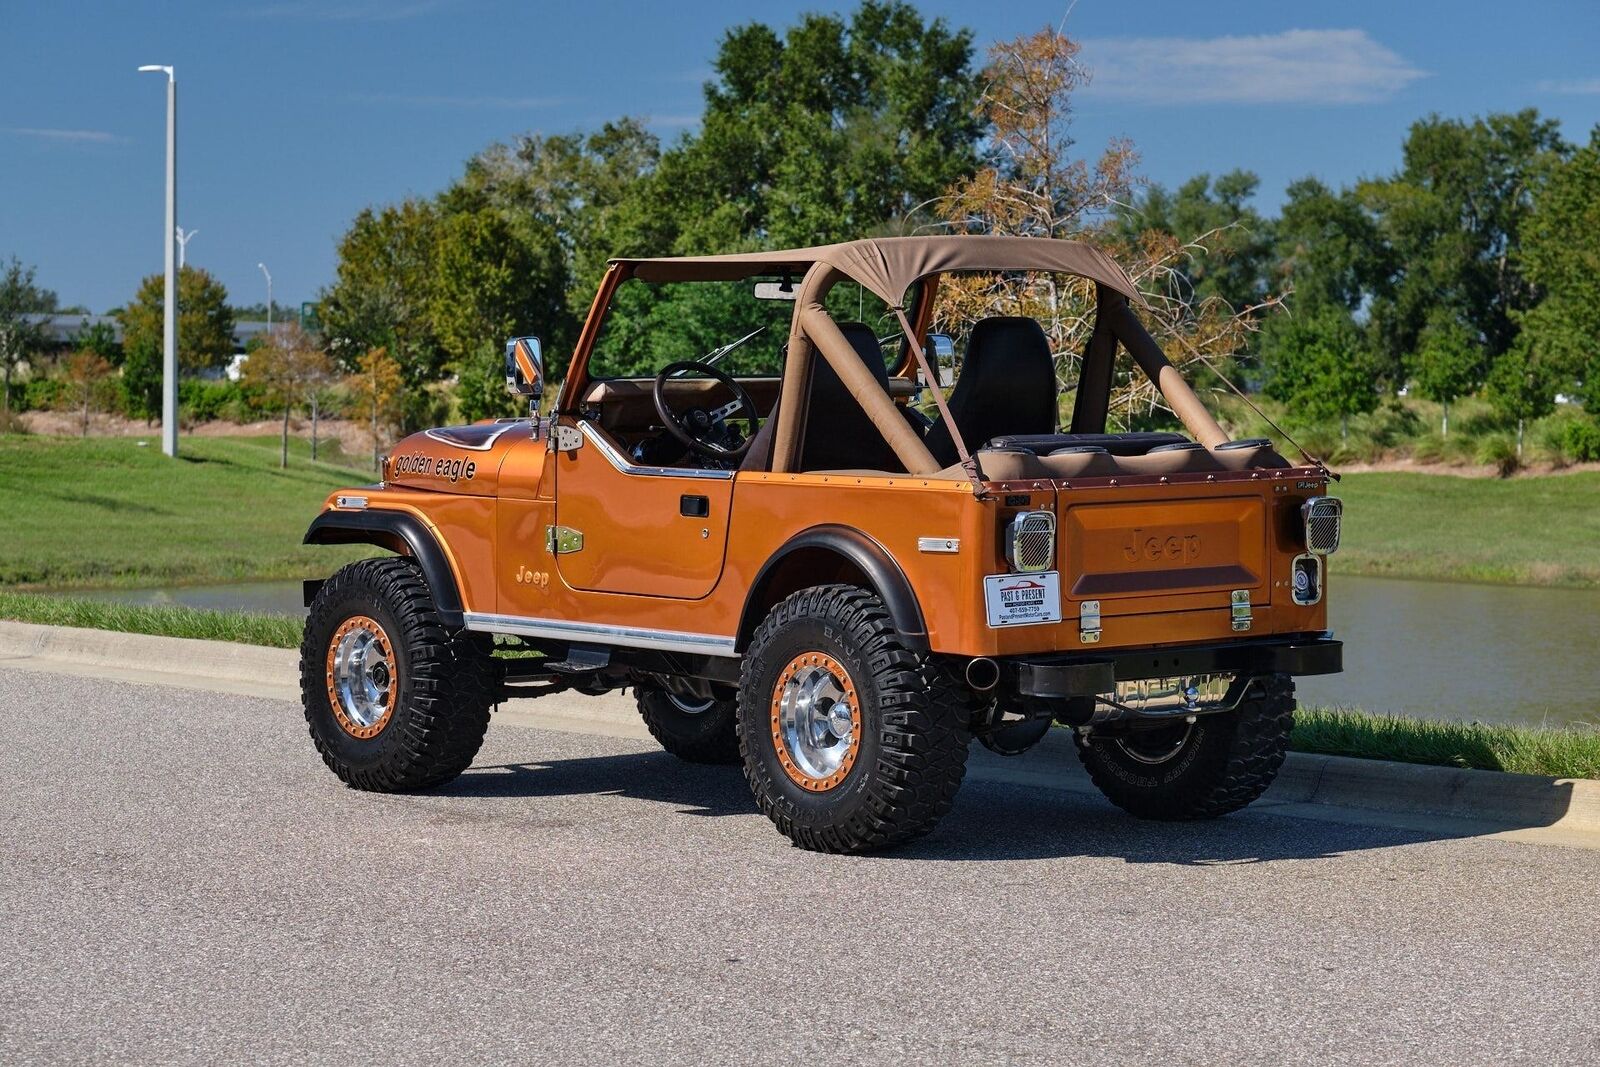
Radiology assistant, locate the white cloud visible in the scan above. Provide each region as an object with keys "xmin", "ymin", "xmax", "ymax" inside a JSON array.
[
  {"xmin": 1536, "ymin": 77, "xmax": 1600, "ymax": 95},
  {"xmin": 2, "ymin": 127, "xmax": 125, "ymax": 144},
  {"xmin": 1082, "ymin": 28, "xmax": 1426, "ymax": 105},
  {"xmin": 241, "ymin": 1, "xmax": 450, "ymax": 21},
  {"xmin": 349, "ymin": 93, "xmax": 561, "ymax": 110}
]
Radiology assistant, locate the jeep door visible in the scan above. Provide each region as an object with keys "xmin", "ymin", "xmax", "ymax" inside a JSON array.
[{"xmin": 551, "ymin": 416, "xmax": 734, "ymax": 599}]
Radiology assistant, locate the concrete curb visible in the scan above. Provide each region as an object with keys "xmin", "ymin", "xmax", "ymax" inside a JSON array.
[
  {"xmin": 964, "ymin": 730, "xmax": 1600, "ymax": 845},
  {"xmin": 0, "ymin": 620, "xmax": 300, "ymax": 701},
  {"xmin": 3, "ymin": 620, "xmax": 1596, "ymax": 845}
]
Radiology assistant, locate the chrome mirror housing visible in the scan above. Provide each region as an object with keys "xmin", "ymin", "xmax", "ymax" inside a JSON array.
[
  {"xmin": 926, "ymin": 333, "xmax": 955, "ymax": 386},
  {"xmin": 505, "ymin": 336, "xmax": 543, "ymax": 399}
]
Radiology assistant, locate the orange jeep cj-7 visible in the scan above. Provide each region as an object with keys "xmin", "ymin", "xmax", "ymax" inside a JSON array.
[{"xmin": 300, "ymin": 235, "xmax": 1344, "ymax": 853}]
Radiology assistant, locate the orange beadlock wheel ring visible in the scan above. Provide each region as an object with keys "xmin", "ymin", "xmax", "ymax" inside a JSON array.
[
  {"xmin": 770, "ymin": 651, "xmax": 861, "ymax": 792},
  {"xmin": 325, "ymin": 615, "xmax": 398, "ymax": 740}
]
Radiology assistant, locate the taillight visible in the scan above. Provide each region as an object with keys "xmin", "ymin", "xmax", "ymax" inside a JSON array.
[
  {"xmin": 1302, "ymin": 496, "xmax": 1342, "ymax": 555},
  {"xmin": 1005, "ymin": 511, "xmax": 1056, "ymax": 573}
]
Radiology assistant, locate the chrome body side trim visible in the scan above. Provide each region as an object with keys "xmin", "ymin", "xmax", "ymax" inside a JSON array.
[
  {"xmin": 576, "ymin": 419, "xmax": 735, "ymax": 481},
  {"xmin": 463, "ymin": 611, "xmax": 739, "ymax": 657}
]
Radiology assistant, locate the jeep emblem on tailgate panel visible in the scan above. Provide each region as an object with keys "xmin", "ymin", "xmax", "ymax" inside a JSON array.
[{"xmin": 1123, "ymin": 528, "xmax": 1202, "ymax": 564}]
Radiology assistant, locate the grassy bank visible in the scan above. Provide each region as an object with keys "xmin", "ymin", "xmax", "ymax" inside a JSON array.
[
  {"xmin": 4, "ymin": 433, "xmax": 1599, "ymax": 592},
  {"xmin": 1331, "ymin": 470, "xmax": 1600, "ymax": 587},
  {"xmin": 0, "ymin": 434, "xmax": 371, "ymax": 589},
  {"xmin": 1293, "ymin": 707, "xmax": 1600, "ymax": 780},
  {"xmin": 0, "ymin": 590, "xmax": 301, "ymax": 648}
]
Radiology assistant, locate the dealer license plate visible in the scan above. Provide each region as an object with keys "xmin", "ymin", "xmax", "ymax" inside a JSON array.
[{"xmin": 983, "ymin": 571, "xmax": 1062, "ymax": 627}]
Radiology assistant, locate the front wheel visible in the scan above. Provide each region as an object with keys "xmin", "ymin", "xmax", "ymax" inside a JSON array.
[
  {"xmin": 1074, "ymin": 674, "xmax": 1294, "ymax": 820},
  {"xmin": 301, "ymin": 557, "xmax": 495, "ymax": 792},
  {"xmin": 737, "ymin": 585, "xmax": 972, "ymax": 854}
]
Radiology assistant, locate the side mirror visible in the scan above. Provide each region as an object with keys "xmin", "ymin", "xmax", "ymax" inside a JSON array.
[
  {"xmin": 926, "ymin": 333, "xmax": 955, "ymax": 387},
  {"xmin": 505, "ymin": 336, "xmax": 543, "ymax": 399}
]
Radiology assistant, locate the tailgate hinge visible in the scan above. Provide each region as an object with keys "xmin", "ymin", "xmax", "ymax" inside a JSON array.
[
  {"xmin": 1231, "ymin": 589, "xmax": 1253, "ymax": 631},
  {"xmin": 1079, "ymin": 600, "xmax": 1102, "ymax": 644}
]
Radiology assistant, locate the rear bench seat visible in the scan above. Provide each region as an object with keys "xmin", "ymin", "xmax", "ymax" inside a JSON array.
[
  {"xmin": 986, "ymin": 432, "xmax": 1189, "ymax": 456},
  {"xmin": 945, "ymin": 436, "xmax": 1290, "ymax": 480}
]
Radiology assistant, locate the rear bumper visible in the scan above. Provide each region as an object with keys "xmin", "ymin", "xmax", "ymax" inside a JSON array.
[{"xmin": 1011, "ymin": 633, "xmax": 1342, "ymax": 699}]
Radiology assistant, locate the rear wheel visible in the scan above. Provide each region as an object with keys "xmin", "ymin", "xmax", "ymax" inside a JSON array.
[
  {"xmin": 1073, "ymin": 674, "xmax": 1294, "ymax": 820},
  {"xmin": 737, "ymin": 585, "xmax": 972, "ymax": 853},
  {"xmin": 301, "ymin": 557, "xmax": 494, "ymax": 791},
  {"xmin": 635, "ymin": 682, "xmax": 740, "ymax": 764}
]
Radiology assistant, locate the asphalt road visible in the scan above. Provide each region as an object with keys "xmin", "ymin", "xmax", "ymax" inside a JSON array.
[{"xmin": 4, "ymin": 666, "xmax": 1599, "ymax": 1065}]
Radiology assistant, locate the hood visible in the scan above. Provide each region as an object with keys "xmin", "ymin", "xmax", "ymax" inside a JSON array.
[{"xmin": 384, "ymin": 420, "xmax": 534, "ymax": 496}]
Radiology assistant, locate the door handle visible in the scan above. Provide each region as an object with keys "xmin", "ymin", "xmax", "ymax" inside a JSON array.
[{"xmin": 680, "ymin": 494, "xmax": 710, "ymax": 518}]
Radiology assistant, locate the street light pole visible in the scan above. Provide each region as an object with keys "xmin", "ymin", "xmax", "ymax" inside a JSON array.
[
  {"xmin": 175, "ymin": 227, "xmax": 197, "ymax": 269},
  {"xmin": 138, "ymin": 64, "xmax": 178, "ymax": 458},
  {"xmin": 258, "ymin": 263, "xmax": 272, "ymax": 334}
]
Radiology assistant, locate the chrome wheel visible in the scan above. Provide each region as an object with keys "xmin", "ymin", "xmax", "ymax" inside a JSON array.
[
  {"xmin": 666, "ymin": 692, "xmax": 716, "ymax": 715},
  {"xmin": 770, "ymin": 652, "xmax": 860, "ymax": 791},
  {"xmin": 1113, "ymin": 722, "xmax": 1194, "ymax": 766},
  {"xmin": 325, "ymin": 615, "xmax": 398, "ymax": 739}
]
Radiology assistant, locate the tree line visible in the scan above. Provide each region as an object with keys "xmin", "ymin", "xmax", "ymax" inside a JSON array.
[
  {"xmin": 315, "ymin": 3, "xmax": 1599, "ymax": 452},
  {"xmin": 4, "ymin": 2, "xmax": 1598, "ymax": 463}
]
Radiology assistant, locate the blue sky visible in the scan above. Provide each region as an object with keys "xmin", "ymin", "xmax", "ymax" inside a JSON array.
[{"xmin": 2, "ymin": 1, "xmax": 1597, "ymax": 313}]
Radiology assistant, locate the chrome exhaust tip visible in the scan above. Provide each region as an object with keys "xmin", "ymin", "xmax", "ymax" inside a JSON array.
[{"xmin": 965, "ymin": 657, "xmax": 1000, "ymax": 693}]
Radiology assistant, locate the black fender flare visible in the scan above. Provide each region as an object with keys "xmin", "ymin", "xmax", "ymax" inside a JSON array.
[
  {"xmin": 738, "ymin": 525, "xmax": 927, "ymax": 652},
  {"xmin": 303, "ymin": 509, "xmax": 465, "ymax": 627}
]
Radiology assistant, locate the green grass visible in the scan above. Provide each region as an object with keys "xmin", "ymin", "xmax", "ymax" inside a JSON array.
[
  {"xmin": 1293, "ymin": 706, "xmax": 1600, "ymax": 780},
  {"xmin": 0, "ymin": 590, "xmax": 301, "ymax": 648},
  {"xmin": 0, "ymin": 434, "xmax": 372, "ymax": 589},
  {"xmin": 1332, "ymin": 470, "xmax": 1600, "ymax": 587}
]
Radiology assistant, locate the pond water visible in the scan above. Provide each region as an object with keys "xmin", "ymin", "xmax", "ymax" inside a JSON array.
[{"xmin": 56, "ymin": 573, "xmax": 1600, "ymax": 729}]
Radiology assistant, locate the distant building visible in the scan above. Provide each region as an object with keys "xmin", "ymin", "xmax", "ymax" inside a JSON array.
[{"xmin": 23, "ymin": 313, "xmax": 274, "ymax": 380}]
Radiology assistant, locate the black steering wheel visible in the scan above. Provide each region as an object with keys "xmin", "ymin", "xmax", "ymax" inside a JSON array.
[{"xmin": 652, "ymin": 360, "xmax": 760, "ymax": 461}]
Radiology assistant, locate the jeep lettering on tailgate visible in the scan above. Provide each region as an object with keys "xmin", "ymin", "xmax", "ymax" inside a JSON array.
[{"xmin": 1123, "ymin": 528, "xmax": 1202, "ymax": 564}]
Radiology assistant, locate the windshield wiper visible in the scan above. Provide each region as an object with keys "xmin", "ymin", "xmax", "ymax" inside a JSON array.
[{"xmin": 672, "ymin": 325, "xmax": 768, "ymax": 374}]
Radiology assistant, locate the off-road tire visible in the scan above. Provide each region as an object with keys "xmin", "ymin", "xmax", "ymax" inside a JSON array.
[
  {"xmin": 737, "ymin": 584, "xmax": 972, "ymax": 854},
  {"xmin": 635, "ymin": 683, "xmax": 741, "ymax": 764},
  {"xmin": 301, "ymin": 557, "xmax": 494, "ymax": 791},
  {"xmin": 1074, "ymin": 674, "xmax": 1294, "ymax": 820}
]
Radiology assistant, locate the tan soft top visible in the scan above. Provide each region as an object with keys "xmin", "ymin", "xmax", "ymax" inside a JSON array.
[{"xmin": 620, "ymin": 235, "xmax": 1143, "ymax": 308}]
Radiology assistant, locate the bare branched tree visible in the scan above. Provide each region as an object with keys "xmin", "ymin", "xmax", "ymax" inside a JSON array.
[
  {"xmin": 244, "ymin": 322, "xmax": 334, "ymax": 468},
  {"xmin": 930, "ymin": 26, "xmax": 1279, "ymax": 429}
]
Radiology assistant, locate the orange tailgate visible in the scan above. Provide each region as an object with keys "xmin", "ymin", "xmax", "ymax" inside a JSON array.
[{"xmin": 1060, "ymin": 495, "xmax": 1268, "ymax": 612}]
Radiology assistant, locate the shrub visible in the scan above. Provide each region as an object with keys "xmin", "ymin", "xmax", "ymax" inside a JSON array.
[
  {"xmin": 178, "ymin": 378, "xmax": 244, "ymax": 422},
  {"xmin": 1475, "ymin": 432, "xmax": 1519, "ymax": 477},
  {"xmin": 1364, "ymin": 397, "xmax": 1422, "ymax": 446},
  {"xmin": 1410, "ymin": 435, "xmax": 1446, "ymax": 463},
  {"xmin": 23, "ymin": 376, "xmax": 69, "ymax": 412},
  {"xmin": 1558, "ymin": 417, "xmax": 1600, "ymax": 462}
]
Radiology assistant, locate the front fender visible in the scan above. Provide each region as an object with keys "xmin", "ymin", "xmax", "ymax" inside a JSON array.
[{"xmin": 303, "ymin": 509, "xmax": 465, "ymax": 627}]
